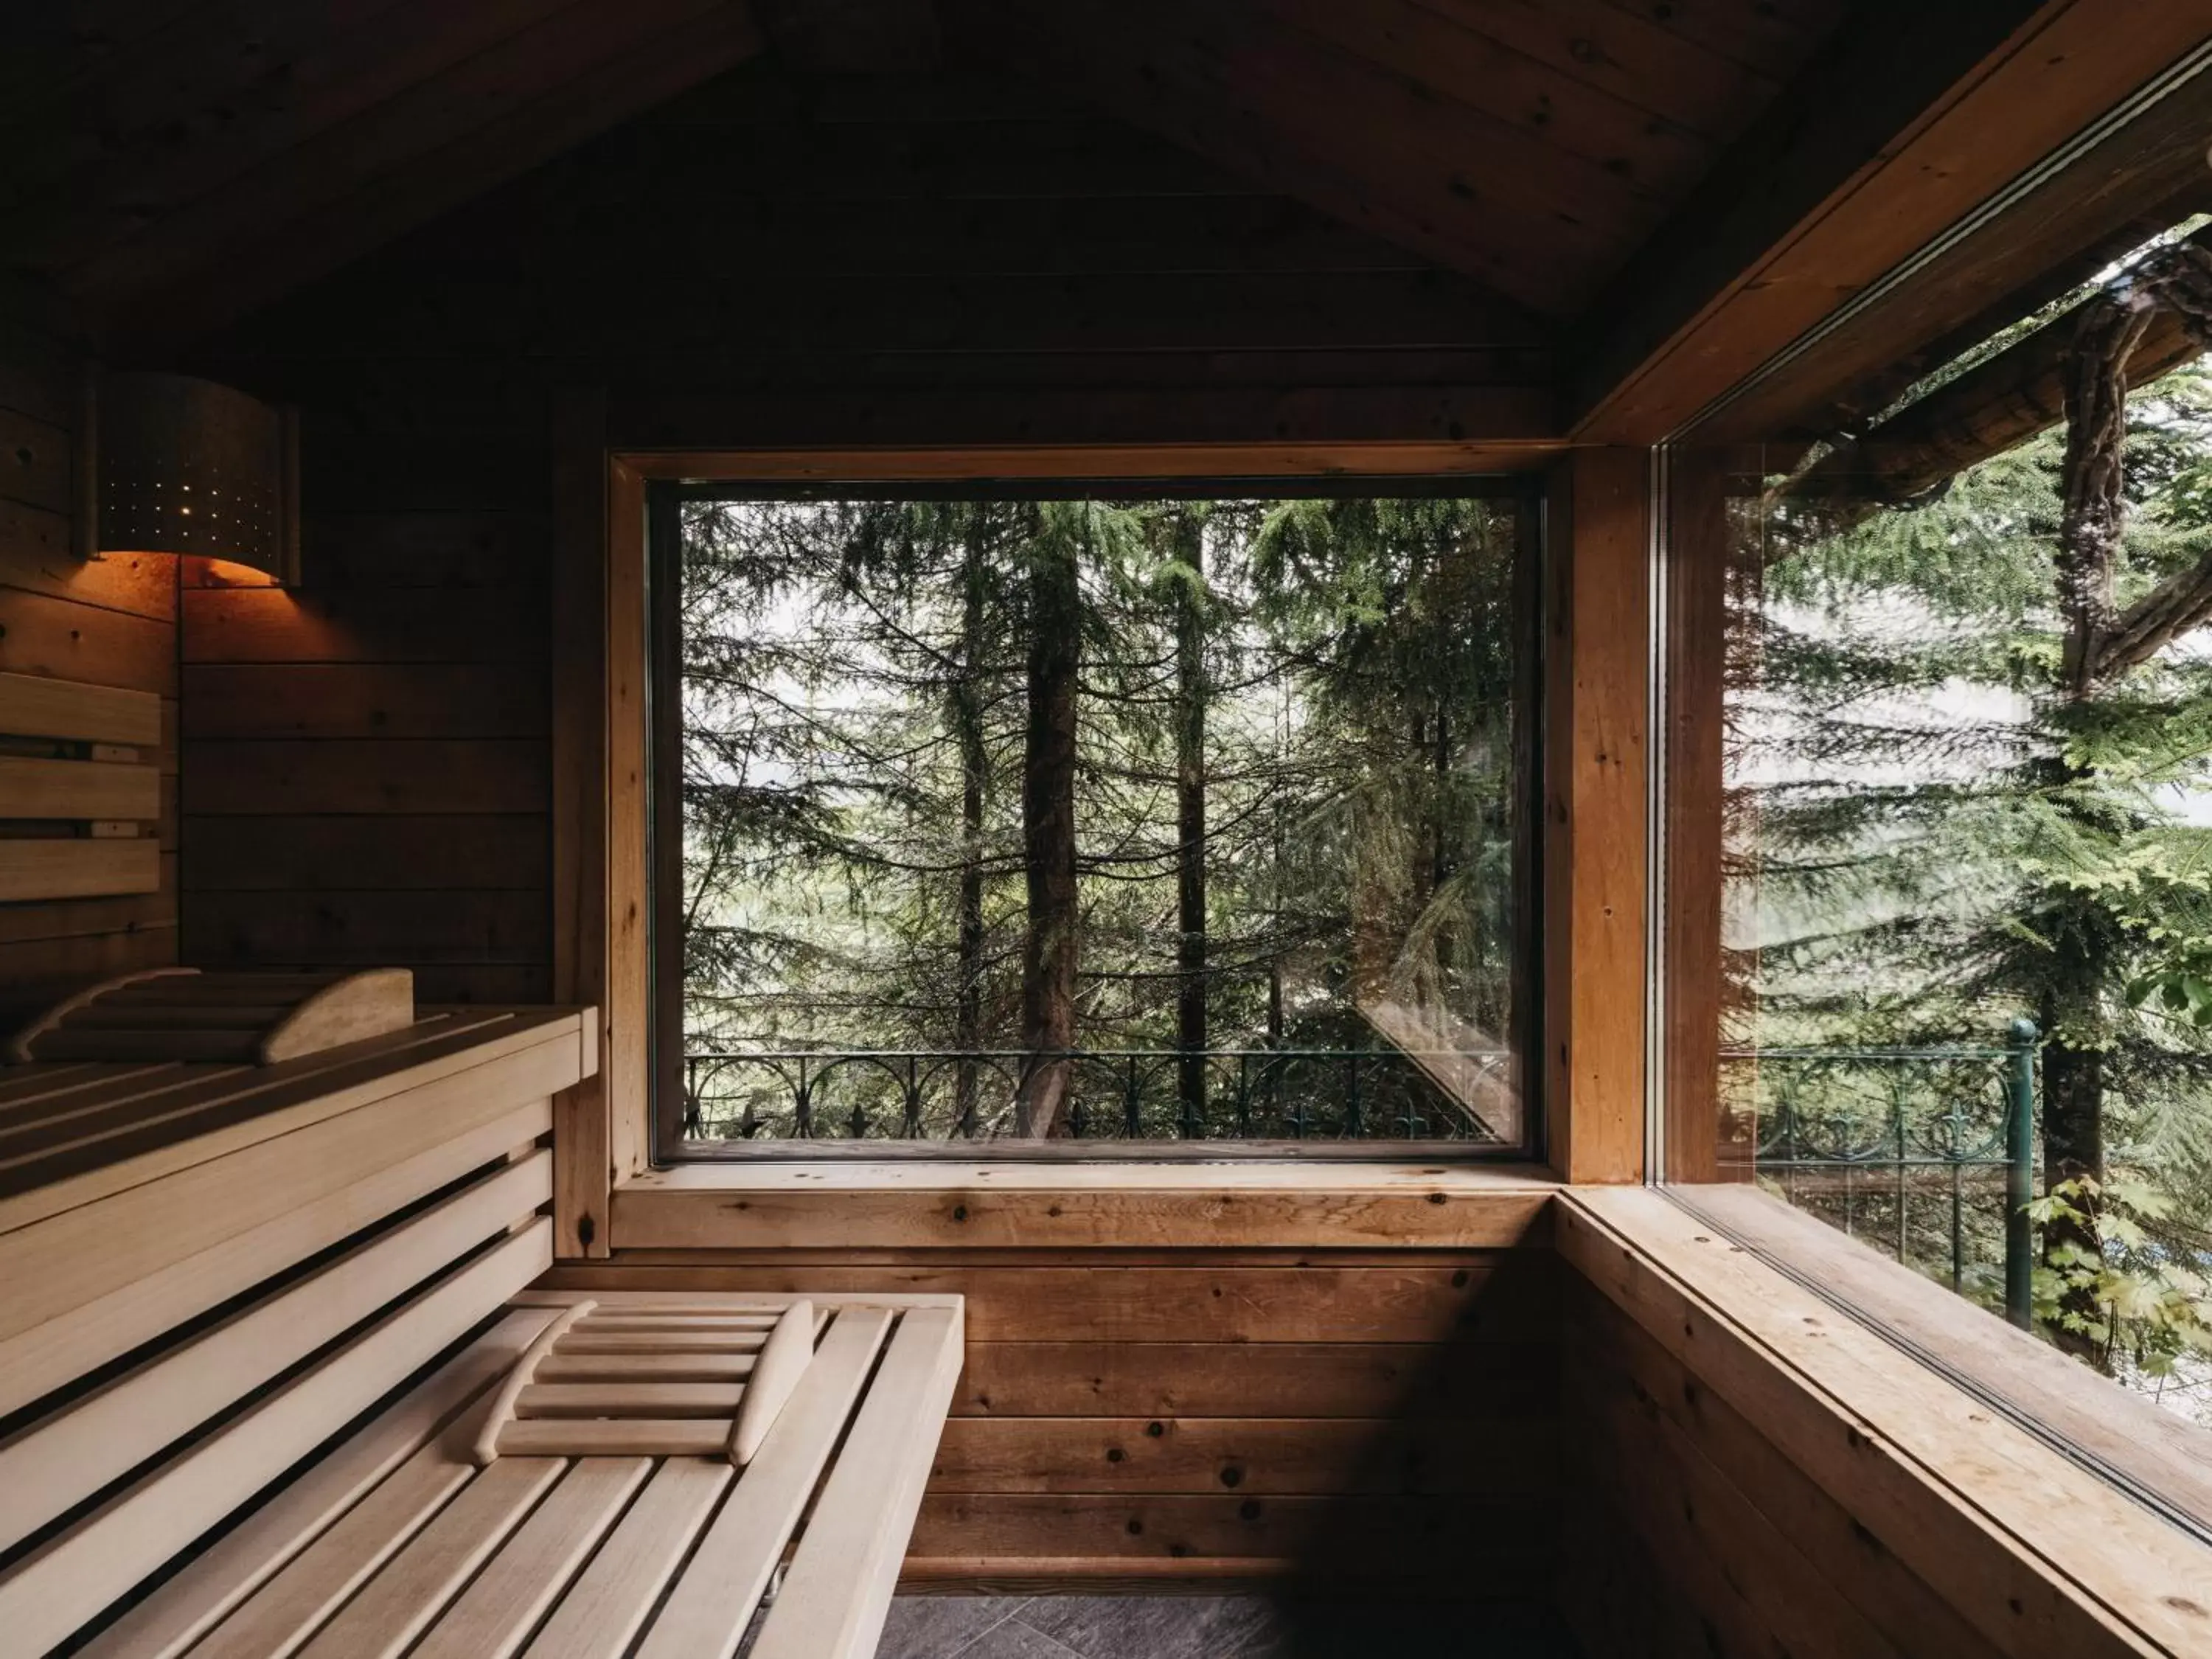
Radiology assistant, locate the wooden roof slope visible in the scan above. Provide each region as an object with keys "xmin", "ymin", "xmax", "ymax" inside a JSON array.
[{"xmin": 4, "ymin": 0, "xmax": 2210, "ymax": 441}]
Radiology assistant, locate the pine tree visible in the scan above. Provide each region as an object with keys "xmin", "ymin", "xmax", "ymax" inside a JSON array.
[{"xmin": 1739, "ymin": 360, "xmax": 2212, "ymax": 1384}]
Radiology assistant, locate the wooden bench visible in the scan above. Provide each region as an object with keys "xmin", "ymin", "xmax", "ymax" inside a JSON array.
[
  {"xmin": 80, "ymin": 1291, "xmax": 965, "ymax": 1659},
  {"xmin": 0, "ymin": 1004, "xmax": 964, "ymax": 1658}
]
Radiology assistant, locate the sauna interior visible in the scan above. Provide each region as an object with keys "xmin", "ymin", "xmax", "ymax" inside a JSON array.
[{"xmin": 5, "ymin": 3, "xmax": 2212, "ymax": 1656}]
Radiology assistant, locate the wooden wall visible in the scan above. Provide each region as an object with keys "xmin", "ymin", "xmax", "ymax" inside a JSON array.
[
  {"xmin": 543, "ymin": 1242, "xmax": 1560, "ymax": 1590},
  {"xmin": 170, "ymin": 61, "xmax": 1558, "ymax": 1007},
  {"xmin": 1558, "ymin": 1273, "xmax": 1994, "ymax": 1659},
  {"xmin": 179, "ymin": 407, "xmax": 553, "ymax": 1004},
  {"xmin": 0, "ymin": 316, "xmax": 179, "ymax": 1020},
  {"xmin": 1550, "ymin": 1189, "xmax": 2211, "ymax": 1658}
]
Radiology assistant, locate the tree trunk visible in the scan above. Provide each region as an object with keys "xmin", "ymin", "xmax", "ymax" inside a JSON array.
[
  {"xmin": 1015, "ymin": 512, "xmax": 1082, "ymax": 1137},
  {"xmin": 1175, "ymin": 514, "xmax": 1209, "ymax": 1130},
  {"xmin": 2031, "ymin": 295, "xmax": 2145, "ymax": 1349},
  {"xmin": 952, "ymin": 509, "xmax": 989, "ymax": 1135}
]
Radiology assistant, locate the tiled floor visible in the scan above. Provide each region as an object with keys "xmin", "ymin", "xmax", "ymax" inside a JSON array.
[{"xmin": 872, "ymin": 1596, "xmax": 1581, "ymax": 1658}]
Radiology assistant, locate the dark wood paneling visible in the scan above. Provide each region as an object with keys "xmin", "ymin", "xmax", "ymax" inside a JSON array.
[
  {"xmin": 185, "ymin": 739, "xmax": 549, "ymax": 815},
  {"xmin": 179, "ymin": 428, "xmax": 553, "ymax": 1006},
  {"xmin": 181, "ymin": 588, "xmax": 547, "ymax": 666},
  {"xmin": 0, "ymin": 326, "xmax": 181, "ymax": 1018},
  {"xmin": 201, "ymin": 71, "xmax": 1562, "ymax": 453},
  {"xmin": 181, "ymin": 664, "xmax": 547, "ymax": 740},
  {"xmin": 183, "ymin": 814, "xmax": 548, "ymax": 892},
  {"xmin": 181, "ymin": 888, "xmax": 550, "ymax": 964}
]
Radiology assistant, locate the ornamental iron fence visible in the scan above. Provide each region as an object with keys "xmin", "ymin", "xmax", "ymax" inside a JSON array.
[
  {"xmin": 680, "ymin": 1045, "xmax": 1514, "ymax": 1146},
  {"xmin": 1725, "ymin": 1018, "xmax": 2037, "ymax": 1326}
]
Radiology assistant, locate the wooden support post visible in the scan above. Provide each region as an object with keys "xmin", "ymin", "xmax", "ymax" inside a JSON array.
[
  {"xmin": 1543, "ymin": 448, "xmax": 1649, "ymax": 1183},
  {"xmin": 552, "ymin": 390, "xmax": 614, "ymax": 1258},
  {"xmin": 1661, "ymin": 448, "xmax": 1733, "ymax": 1183}
]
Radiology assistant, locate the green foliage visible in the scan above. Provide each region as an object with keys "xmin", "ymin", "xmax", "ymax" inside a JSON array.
[
  {"xmin": 677, "ymin": 494, "xmax": 1523, "ymax": 1135},
  {"xmin": 2028, "ymin": 1176, "xmax": 2212, "ymax": 1377},
  {"xmin": 1739, "ymin": 361, "xmax": 2212, "ymax": 1410}
]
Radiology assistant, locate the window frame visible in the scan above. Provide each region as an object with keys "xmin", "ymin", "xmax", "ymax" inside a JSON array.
[{"xmin": 639, "ymin": 470, "xmax": 1548, "ymax": 1165}]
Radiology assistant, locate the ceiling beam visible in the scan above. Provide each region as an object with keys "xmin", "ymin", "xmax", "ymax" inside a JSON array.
[{"xmin": 1571, "ymin": 0, "xmax": 2212, "ymax": 442}]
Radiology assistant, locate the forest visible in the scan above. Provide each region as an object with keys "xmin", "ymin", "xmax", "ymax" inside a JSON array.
[
  {"xmin": 673, "ymin": 493, "xmax": 1527, "ymax": 1147},
  {"xmin": 1732, "ymin": 353, "xmax": 2212, "ymax": 1419}
]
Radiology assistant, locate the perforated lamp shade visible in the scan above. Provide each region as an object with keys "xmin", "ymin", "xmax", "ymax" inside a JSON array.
[{"xmin": 97, "ymin": 371, "xmax": 298, "ymax": 583}]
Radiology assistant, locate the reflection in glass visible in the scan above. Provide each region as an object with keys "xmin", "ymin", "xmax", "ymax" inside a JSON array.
[{"xmin": 1715, "ymin": 329, "xmax": 2212, "ymax": 1420}]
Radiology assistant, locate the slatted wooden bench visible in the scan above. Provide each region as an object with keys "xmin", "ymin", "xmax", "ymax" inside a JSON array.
[
  {"xmin": 77, "ymin": 1291, "xmax": 966, "ymax": 1659},
  {"xmin": 0, "ymin": 1003, "xmax": 964, "ymax": 1658}
]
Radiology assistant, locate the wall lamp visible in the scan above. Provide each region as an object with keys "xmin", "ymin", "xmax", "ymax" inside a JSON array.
[{"xmin": 94, "ymin": 371, "xmax": 299, "ymax": 587}]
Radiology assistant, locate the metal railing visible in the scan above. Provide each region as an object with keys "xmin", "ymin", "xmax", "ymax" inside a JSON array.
[
  {"xmin": 680, "ymin": 1045, "xmax": 1514, "ymax": 1145},
  {"xmin": 1725, "ymin": 1018, "xmax": 2037, "ymax": 1326}
]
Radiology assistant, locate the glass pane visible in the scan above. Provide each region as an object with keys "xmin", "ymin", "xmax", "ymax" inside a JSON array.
[
  {"xmin": 667, "ymin": 494, "xmax": 1530, "ymax": 1150},
  {"xmin": 1700, "ymin": 280, "xmax": 2212, "ymax": 1420}
]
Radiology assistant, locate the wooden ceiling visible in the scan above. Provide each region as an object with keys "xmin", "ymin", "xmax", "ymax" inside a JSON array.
[
  {"xmin": 0, "ymin": 0, "xmax": 1841, "ymax": 344},
  {"xmin": 4, "ymin": 0, "xmax": 2208, "ymax": 441}
]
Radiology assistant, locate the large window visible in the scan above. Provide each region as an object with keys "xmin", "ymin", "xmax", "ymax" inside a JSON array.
[
  {"xmin": 653, "ymin": 487, "xmax": 1537, "ymax": 1155},
  {"xmin": 1680, "ymin": 231, "xmax": 2212, "ymax": 1425}
]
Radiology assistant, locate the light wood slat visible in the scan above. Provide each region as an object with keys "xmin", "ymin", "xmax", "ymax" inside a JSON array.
[
  {"xmin": 634, "ymin": 1309, "xmax": 894, "ymax": 1659},
  {"xmin": 512, "ymin": 1293, "xmax": 845, "ymax": 1311},
  {"xmin": 0, "ymin": 839, "xmax": 159, "ymax": 902},
  {"xmin": 3, "ymin": 972, "xmax": 198, "ymax": 1068},
  {"xmin": 261, "ymin": 968, "xmax": 417, "ymax": 1064},
  {"xmin": 0, "ymin": 1014, "xmax": 506, "ymax": 1203},
  {"xmin": 78, "ymin": 1310, "xmax": 560, "ymax": 1659},
  {"xmin": 294, "ymin": 1458, "xmax": 567, "ymax": 1659},
  {"xmin": 63, "ymin": 1004, "xmax": 296, "ymax": 1028},
  {"xmin": 188, "ymin": 1447, "xmax": 481, "ymax": 1659},
  {"xmin": 0, "ymin": 1008, "xmax": 576, "ymax": 1234},
  {"xmin": 0, "ymin": 1098, "xmax": 549, "ymax": 1416},
  {"xmin": 556, "ymin": 1330, "xmax": 772, "ymax": 1353},
  {"xmin": 0, "ymin": 1222, "xmax": 552, "ymax": 1658},
  {"xmin": 0, "ymin": 1063, "xmax": 180, "ymax": 1119},
  {"xmin": 518, "ymin": 1382, "xmax": 744, "ymax": 1417},
  {"xmin": 495, "ymin": 1419, "xmax": 731, "ymax": 1458},
  {"xmin": 0, "ymin": 754, "xmax": 159, "ymax": 818},
  {"xmin": 729, "ymin": 1299, "xmax": 813, "ymax": 1465},
  {"xmin": 410, "ymin": 1460, "xmax": 651, "ymax": 1659},
  {"xmin": 0, "ymin": 1033, "xmax": 566, "ymax": 1335},
  {"xmin": 471, "ymin": 1299, "xmax": 597, "ymax": 1467},
  {"xmin": 579, "ymin": 1312, "xmax": 779, "ymax": 1332},
  {"xmin": 748, "ymin": 1307, "xmax": 965, "ymax": 1659},
  {"xmin": 101, "ymin": 973, "xmax": 348, "ymax": 1001},
  {"xmin": 0, "ymin": 1152, "xmax": 550, "ymax": 1552},
  {"xmin": 0, "ymin": 669, "xmax": 162, "ymax": 746},
  {"xmin": 523, "ymin": 1459, "xmax": 733, "ymax": 1659},
  {"xmin": 533, "ymin": 1352, "xmax": 757, "ymax": 1384},
  {"xmin": 0, "ymin": 1062, "xmax": 108, "ymax": 1105},
  {"xmin": 28, "ymin": 1028, "xmax": 282, "ymax": 1063}
]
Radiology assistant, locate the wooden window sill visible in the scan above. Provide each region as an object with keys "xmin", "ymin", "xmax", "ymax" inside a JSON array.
[
  {"xmin": 609, "ymin": 1161, "xmax": 1559, "ymax": 1251},
  {"xmin": 1558, "ymin": 1184, "xmax": 2212, "ymax": 1655}
]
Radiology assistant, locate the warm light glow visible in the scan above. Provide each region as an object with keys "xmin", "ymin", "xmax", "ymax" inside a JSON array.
[{"xmin": 173, "ymin": 554, "xmax": 286, "ymax": 589}]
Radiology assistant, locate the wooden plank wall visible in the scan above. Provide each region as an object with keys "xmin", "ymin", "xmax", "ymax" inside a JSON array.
[
  {"xmin": 178, "ymin": 406, "xmax": 553, "ymax": 1004},
  {"xmin": 544, "ymin": 1245, "xmax": 1562, "ymax": 1591},
  {"xmin": 1559, "ymin": 1272, "xmax": 2000, "ymax": 1659},
  {"xmin": 0, "ymin": 318, "xmax": 180, "ymax": 1020},
  {"xmin": 173, "ymin": 61, "xmax": 1559, "ymax": 1011}
]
